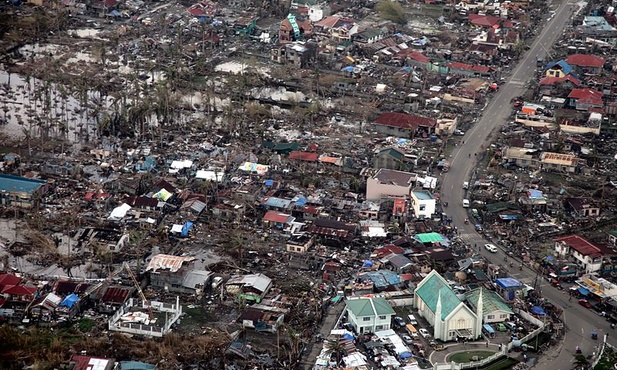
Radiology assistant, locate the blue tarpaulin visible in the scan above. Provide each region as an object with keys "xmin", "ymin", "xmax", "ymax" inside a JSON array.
[
  {"xmin": 363, "ymin": 260, "xmax": 374, "ymax": 268},
  {"xmin": 530, "ymin": 306, "xmax": 547, "ymax": 316},
  {"xmin": 343, "ymin": 333, "xmax": 355, "ymax": 340},
  {"xmin": 342, "ymin": 66, "xmax": 355, "ymax": 72},
  {"xmin": 181, "ymin": 221, "xmax": 194, "ymax": 237},
  {"xmin": 60, "ymin": 293, "xmax": 79, "ymax": 308},
  {"xmin": 399, "ymin": 351, "xmax": 412, "ymax": 359},
  {"xmin": 544, "ymin": 255, "xmax": 556, "ymax": 262},
  {"xmin": 578, "ymin": 287, "xmax": 590, "ymax": 296},
  {"xmin": 264, "ymin": 179, "xmax": 274, "ymax": 187},
  {"xmin": 295, "ymin": 197, "xmax": 307, "ymax": 206}
]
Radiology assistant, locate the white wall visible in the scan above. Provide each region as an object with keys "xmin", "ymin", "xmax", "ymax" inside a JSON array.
[
  {"xmin": 366, "ymin": 178, "xmax": 410, "ymax": 201},
  {"xmin": 347, "ymin": 310, "xmax": 393, "ymax": 334}
]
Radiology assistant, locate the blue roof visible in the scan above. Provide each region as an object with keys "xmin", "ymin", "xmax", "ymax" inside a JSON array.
[
  {"xmin": 530, "ymin": 306, "xmax": 547, "ymax": 316},
  {"xmin": 264, "ymin": 197, "xmax": 292, "ymax": 209},
  {"xmin": 364, "ymin": 270, "xmax": 401, "ymax": 289},
  {"xmin": 60, "ymin": 293, "xmax": 79, "ymax": 308},
  {"xmin": 181, "ymin": 221, "xmax": 194, "ymax": 237},
  {"xmin": 495, "ymin": 278, "xmax": 523, "ymax": 289},
  {"xmin": 0, "ymin": 174, "xmax": 46, "ymax": 195},
  {"xmin": 545, "ymin": 60, "xmax": 573, "ymax": 75}
]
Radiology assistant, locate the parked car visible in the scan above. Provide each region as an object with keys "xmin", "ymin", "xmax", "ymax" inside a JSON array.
[
  {"xmin": 402, "ymin": 335, "xmax": 414, "ymax": 345},
  {"xmin": 579, "ymin": 299, "xmax": 593, "ymax": 309},
  {"xmin": 484, "ymin": 244, "xmax": 498, "ymax": 253},
  {"xmin": 407, "ymin": 314, "xmax": 418, "ymax": 325},
  {"xmin": 393, "ymin": 316, "xmax": 406, "ymax": 328},
  {"xmin": 419, "ymin": 328, "xmax": 431, "ymax": 338}
]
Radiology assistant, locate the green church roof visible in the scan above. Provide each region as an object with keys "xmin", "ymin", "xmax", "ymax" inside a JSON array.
[
  {"xmin": 465, "ymin": 288, "xmax": 513, "ymax": 315},
  {"xmin": 415, "ymin": 270, "xmax": 462, "ymax": 320}
]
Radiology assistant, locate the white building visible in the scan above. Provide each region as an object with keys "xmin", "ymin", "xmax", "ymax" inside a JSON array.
[
  {"xmin": 366, "ymin": 169, "xmax": 417, "ymax": 201},
  {"xmin": 345, "ymin": 297, "xmax": 396, "ymax": 334},
  {"xmin": 308, "ymin": 4, "xmax": 331, "ymax": 22},
  {"xmin": 410, "ymin": 190, "xmax": 436, "ymax": 218},
  {"xmin": 414, "ymin": 270, "xmax": 481, "ymax": 341},
  {"xmin": 554, "ymin": 235, "xmax": 603, "ymax": 274}
]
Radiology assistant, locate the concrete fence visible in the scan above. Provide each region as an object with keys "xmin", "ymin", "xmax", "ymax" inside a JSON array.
[{"xmin": 432, "ymin": 308, "xmax": 546, "ymax": 370}]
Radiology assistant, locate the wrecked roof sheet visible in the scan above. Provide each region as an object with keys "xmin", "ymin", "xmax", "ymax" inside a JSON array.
[{"xmin": 145, "ymin": 254, "xmax": 196, "ymax": 273}]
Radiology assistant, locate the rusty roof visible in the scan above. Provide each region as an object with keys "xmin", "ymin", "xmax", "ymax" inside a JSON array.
[{"xmin": 145, "ymin": 254, "xmax": 196, "ymax": 273}]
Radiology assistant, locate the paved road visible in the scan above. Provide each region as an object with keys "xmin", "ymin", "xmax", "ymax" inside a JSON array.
[{"xmin": 439, "ymin": 0, "xmax": 617, "ymax": 368}]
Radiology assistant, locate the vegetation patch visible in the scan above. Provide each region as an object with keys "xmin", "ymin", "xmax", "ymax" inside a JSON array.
[{"xmin": 449, "ymin": 350, "xmax": 495, "ymax": 363}]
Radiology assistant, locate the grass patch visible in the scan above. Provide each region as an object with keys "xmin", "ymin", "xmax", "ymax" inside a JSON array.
[
  {"xmin": 449, "ymin": 350, "xmax": 495, "ymax": 363},
  {"xmin": 484, "ymin": 357, "xmax": 519, "ymax": 370},
  {"xmin": 78, "ymin": 318, "xmax": 96, "ymax": 333},
  {"xmin": 595, "ymin": 347, "xmax": 617, "ymax": 370}
]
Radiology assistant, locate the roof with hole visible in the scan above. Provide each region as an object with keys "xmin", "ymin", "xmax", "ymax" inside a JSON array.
[{"xmin": 466, "ymin": 288, "xmax": 513, "ymax": 315}]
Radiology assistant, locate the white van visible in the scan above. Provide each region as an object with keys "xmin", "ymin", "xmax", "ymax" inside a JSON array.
[{"xmin": 463, "ymin": 199, "xmax": 470, "ymax": 208}]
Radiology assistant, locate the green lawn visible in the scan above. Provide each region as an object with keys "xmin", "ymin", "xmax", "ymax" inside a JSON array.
[
  {"xmin": 595, "ymin": 347, "xmax": 617, "ymax": 370},
  {"xmin": 449, "ymin": 350, "xmax": 495, "ymax": 363}
]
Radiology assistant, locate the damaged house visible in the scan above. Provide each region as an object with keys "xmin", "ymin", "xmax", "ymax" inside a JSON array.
[{"xmin": 145, "ymin": 254, "xmax": 213, "ymax": 295}]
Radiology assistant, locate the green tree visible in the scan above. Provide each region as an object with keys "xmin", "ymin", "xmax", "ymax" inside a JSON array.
[{"xmin": 375, "ymin": 1, "xmax": 407, "ymax": 24}]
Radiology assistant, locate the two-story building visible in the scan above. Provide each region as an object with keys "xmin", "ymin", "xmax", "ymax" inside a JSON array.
[
  {"xmin": 372, "ymin": 112, "xmax": 437, "ymax": 137},
  {"xmin": 410, "ymin": 190, "xmax": 436, "ymax": 219},
  {"xmin": 344, "ymin": 297, "xmax": 396, "ymax": 334},
  {"xmin": 555, "ymin": 235, "xmax": 603, "ymax": 274},
  {"xmin": 565, "ymin": 54, "xmax": 605, "ymax": 75},
  {"xmin": 567, "ymin": 88, "xmax": 604, "ymax": 111},
  {"xmin": 565, "ymin": 197, "xmax": 600, "ymax": 218},
  {"xmin": 366, "ymin": 169, "xmax": 417, "ymax": 201}
]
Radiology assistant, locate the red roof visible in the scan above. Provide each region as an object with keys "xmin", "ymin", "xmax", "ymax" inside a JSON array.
[
  {"xmin": 568, "ymin": 88, "xmax": 603, "ymax": 106},
  {"xmin": 288, "ymin": 151, "xmax": 319, "ymax": 162},
  {"xmin": 448, "ymin": 62, "xmax": 491, "ymax": 73},
  {"xmin": 85, "ymin": 191, "xmax": 110, "ymax": 201},
  {"xmin": 102, "ymin": 286, "xmax": 131, "ymax": 304},
  {"xmin": 555, "ymin": 235, "xmax": 602, "ymax": 257},
  {"xmin": 263, "ymin": 210, "xmax": 292, "ymax": 224},
  {"xmin": 539, "ymin": 75, "xmax": 581, "ymax": 86},
  {"xmin": 566, "ymin": 54, "xmax": 605, "ymax": 68},
  {"xmin": 101, "ymin": 0, "xmax": 118, "ymax": 8},
  {"xmin": 468, "ymin": 14, "xmax": 501, "ymax": 27},
  {"xmin": 372, "ymin": 244, "xmax": 404, "ymax": 258},
  {"xmin": 393, "ymin": 198, "xmax": 406, "ymax": 214},
  {"xmin": 70, "ymin": 356, "xmax": 113, "ymax": 370},
  {"xmin": 1, "ymin": 285, "xmax": 37, "ymax": 296},
  {"xmin": 374, "ymin": 112, "xmax": 436, "ymax": 130},
  {"xmin": 0, "ymin": 274, "xmax": 20, "ymax": 290},
  {"xmin": 396, "ymin": 49, "xmax": 430, "ymax": 64},
  {"xmin": 299, "ymin": 206, "xmax": 321, "ymax": 214}
]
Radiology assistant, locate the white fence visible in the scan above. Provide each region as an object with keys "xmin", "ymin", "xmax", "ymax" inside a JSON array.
[{"xmin": 433, "ymin": 308, "xmax": 546, "ymax": 370}]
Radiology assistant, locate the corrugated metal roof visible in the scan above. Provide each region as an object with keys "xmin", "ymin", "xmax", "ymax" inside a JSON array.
[{"xmin": 145, "ymin": 254, "xmax": 196, "ymax": 273}]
